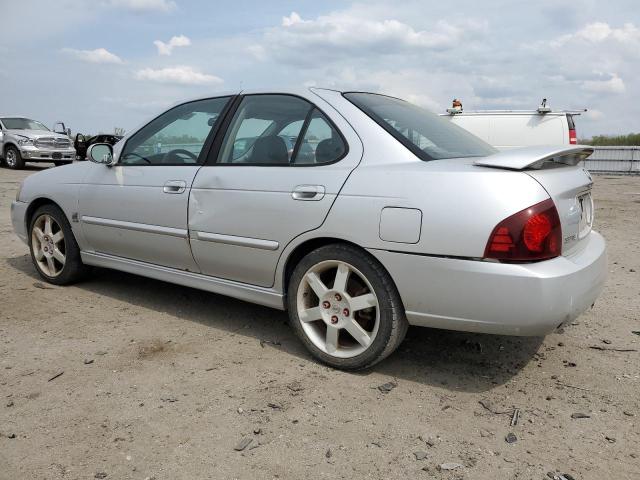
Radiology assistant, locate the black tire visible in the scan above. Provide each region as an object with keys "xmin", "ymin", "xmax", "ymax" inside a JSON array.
[
  {"xmin": 53, "ymin": 161, "xmax": 72, "ymax": 167},
  {"xmin": 28, "ymin": 204, "xmax": 89, "ymax": 285},
  {"xmin": 287, "ymin": 243, "xmax": 408, "ymax": 370},
  {"xmin": 3, "ymin": 145, "xmax": 24, "ymax": 169}
]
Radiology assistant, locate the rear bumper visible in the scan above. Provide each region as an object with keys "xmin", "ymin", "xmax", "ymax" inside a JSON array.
[
  {"xmin": 368, "ymin": 231, "xmax": 607, "ymax": 336},
  {"xmin": 11, "ymin": 200, "xmax": 28, "ymax": 244}
]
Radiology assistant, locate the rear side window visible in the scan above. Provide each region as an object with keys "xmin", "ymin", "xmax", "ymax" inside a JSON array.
[
  {"xmin": 294, "ymin": 109, "xmax": 346, "ymax": 165},
  {"xmin": 216, "ymin": 94, "xmax": 347, "ymax": 166},
  {"xmin": 344, "ymin": 92, "xmax": 497, "ymax": 160}
]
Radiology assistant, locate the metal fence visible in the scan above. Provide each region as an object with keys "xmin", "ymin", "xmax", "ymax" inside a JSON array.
[{"xmin": 582, "ymin": 146, "xmax": 640, "ymax": 174}]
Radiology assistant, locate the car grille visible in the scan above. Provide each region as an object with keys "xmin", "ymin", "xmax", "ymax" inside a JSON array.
[{"xmin": 35, "ymin": 137, "xmax": 71, "ymax": 149}]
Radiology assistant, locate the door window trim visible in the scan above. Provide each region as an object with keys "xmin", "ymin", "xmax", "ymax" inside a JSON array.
[
  {"xmin": 117, "ymin": 95, "xmax": 235, "ymax": 167},
  {"xmin": 203, "ymin": 93, "xmax": 349, "ymax": 168}
]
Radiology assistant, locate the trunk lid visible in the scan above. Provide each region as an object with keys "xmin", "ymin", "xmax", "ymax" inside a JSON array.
[{"xmin": 475, "ymin": 145, "xmax": 595, "ymax": 255}]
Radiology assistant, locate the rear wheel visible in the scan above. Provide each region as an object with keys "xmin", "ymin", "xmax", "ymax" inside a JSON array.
[
  {"xmin": 28, "ymin": 204, "xmax": 88, "ymax": 285},
  {"xmin": 4, "ymin": 146, "xmax": 24, "ymax": 169},
  {"xmin": 287, "ymin": 244, "xmax": 408, "ymax": 370}
]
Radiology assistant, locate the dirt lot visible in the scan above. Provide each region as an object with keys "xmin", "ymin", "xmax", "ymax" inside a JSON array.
[{"xmin": 0, "ymin": 165, "xmax": 638, "ymax": 480}]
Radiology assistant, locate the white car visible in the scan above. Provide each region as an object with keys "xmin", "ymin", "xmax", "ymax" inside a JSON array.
[{"xmin": 11, "ymin": 88, "xmax": 607, "ymax": 369}]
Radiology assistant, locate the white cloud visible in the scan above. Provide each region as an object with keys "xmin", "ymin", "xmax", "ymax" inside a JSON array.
[
  {"xmin": 582, "ymin": 73, "xmax": 626, "ymax": 94},
  {"xmin": 574, "ymin": 22, "xmax": 612, "ymax": 42},
  {"xmin": 61, "ymin": 47, "xmax": 123, "ymax": 64},
  {"xmin": 250, "ymin": 10, "xmax": 488, "ymax": 64},
  {"xmin": 154, "ymin": 35, "xmax": 191, "ymax": 55},
  {"xmin": 134, "ymin": 65, "xmax": 223, "ymax": 85},
  {"xmin": 551, "ymin": 22, "xmax": 640, "ymax": 48},
  {"xmin": 104, "ymin": 0, "xmax": 176, "ymax": 13}
]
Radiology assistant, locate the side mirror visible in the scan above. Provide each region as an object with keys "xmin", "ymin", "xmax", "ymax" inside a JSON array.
[{"xmin": 87, "ymin": 143, "xmax": 115, "ymax": 166}]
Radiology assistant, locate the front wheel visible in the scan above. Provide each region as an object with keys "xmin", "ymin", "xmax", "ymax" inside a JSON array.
[
  {"xmin": 28, "ymin": 204, "xmax": 89, "ymax": 285},
  {"xmin": 287, "ymin": 244, "xmax": 408, "ymax": 370},
  {"xmin": 3, "ymin": 146, "xmax": 24, "ymax": 169}
]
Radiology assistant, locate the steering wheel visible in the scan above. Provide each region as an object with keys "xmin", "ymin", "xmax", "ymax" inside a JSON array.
[{"xmin": 164, "ymin": 149, "xmax": 198, "ymax": 163}]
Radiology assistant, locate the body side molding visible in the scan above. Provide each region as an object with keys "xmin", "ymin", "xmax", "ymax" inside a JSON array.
[
  {"xmin": 81, "ymin": 216, "xmax": 188, "ymax": 238},
  {"xmin": 192, "ymin": 231, "xmax": 279, "ymax": 251}
]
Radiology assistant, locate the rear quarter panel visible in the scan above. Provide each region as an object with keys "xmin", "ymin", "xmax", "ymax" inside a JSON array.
[{"xmin": 319, "ymin": 159, "xmax": 550, "ymax": 258}]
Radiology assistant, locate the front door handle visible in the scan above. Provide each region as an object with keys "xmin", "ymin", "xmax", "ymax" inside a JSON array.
[
  {"xmin": 292, "ymin": 185, "xmax": 325, "ymax": 201},
  {"xmin": 163, "ymin": 180, "xmax": 186, "ymax": 194}
]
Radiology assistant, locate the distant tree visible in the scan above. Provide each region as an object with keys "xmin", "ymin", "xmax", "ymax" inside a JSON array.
[{"xmin": 580, "ymin": 133, "xmax": 640, "ymax": 146}]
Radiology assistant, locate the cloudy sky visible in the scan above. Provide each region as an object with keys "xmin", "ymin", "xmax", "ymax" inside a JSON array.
[{"xmin": 0, "ymin": 0, "xmax": 638, "ymax": 137}]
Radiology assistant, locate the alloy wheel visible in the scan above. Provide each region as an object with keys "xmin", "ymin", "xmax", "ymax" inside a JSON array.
[
  {"xmin": 5, "ymin": 149, "xmax": 17, "ymax": 167},
  {"xmin": 296, "ymin": 260, "xmax": 380, "ymax": 358},
  {"xmin": 31, "ymin": 214, "xmax": 66, "ymax": 277}
]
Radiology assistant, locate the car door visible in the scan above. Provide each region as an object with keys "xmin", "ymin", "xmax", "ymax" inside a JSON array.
[
  {"xmin": 78, "ymin": 96, "xmax": 232, "ymax": 271},
  {"xmin": 189, "ymin": 93, "xmax": 362, "ymax": 287}
]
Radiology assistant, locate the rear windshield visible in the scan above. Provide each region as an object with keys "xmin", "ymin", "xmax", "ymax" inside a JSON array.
[
  {"xmin": 566, "ymin": 114, "xmax": 576, "ymax": 130},
  {"xmin": 1, "ymin": 117, "xmax": 49, "ymax": 131},
  {"xmin": 344, "ymin": 92, "xmax": 497, "ymax": 160}
]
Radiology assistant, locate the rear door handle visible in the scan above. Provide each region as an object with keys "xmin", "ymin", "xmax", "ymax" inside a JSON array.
[
  {"xmin": 292, "ymin": 185, "xmax": 325, "ymax": 201},
  {"xmin": 163, "ymin": 180, "xmax": 187, "ymax": 194}
]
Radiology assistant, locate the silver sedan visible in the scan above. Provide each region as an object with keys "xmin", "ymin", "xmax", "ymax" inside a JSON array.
[{"xmin": 10, "ymin": 88, "xmax": 607, "ymax": 369}]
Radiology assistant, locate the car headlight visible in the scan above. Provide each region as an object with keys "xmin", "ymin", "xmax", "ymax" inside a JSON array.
[
  {"xmin": 16, "ymin": 136, "xmax": 35, "ymax": 146},
  {"xmin": 15, "ymin": 182, "xmax": 23, "ymax": 201}
]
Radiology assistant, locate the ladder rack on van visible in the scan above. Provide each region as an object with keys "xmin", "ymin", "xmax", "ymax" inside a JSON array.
[{"xmin": 444, "ymin": 108, "xmax": 587, "ymax": 116}]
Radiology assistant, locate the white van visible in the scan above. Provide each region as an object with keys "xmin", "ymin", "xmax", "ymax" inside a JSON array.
[{"xmin": 442, "ymin": 106, "xmax": 584, "ymax": 150}]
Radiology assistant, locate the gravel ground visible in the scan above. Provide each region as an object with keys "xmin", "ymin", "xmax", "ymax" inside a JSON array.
[{"xmin": 1, "ymin": 165, "xmax": 639, "ymax": 480}]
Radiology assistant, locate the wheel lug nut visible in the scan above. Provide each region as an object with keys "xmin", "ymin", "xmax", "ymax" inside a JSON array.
[
  {"xmin": 322, "ymin": 301, "xmax": 331, "ymax": 309},
  {"xmin": 334, "ymin": 293, "xmax": 342, "ymax": 301},
  {"xmin": 343, "ymin": 308, "xmax": 350, "ymax": 316},
  {"xmin": 330, "ymin": 315, "xmax": 338, "ymax": 324}
]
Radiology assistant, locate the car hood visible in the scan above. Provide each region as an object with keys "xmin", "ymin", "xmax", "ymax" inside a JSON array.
[{"xmin": 5, "ymin": 129, "xmax": 68, "ymax": 139}]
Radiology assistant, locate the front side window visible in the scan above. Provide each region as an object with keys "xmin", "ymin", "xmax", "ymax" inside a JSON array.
[
  {"xmin": 1, "ymin": 118, "xmax": 50, "ymax": 131},
  {"xmin": 216, "ymin": 94, "xmax": 346, "ymax": 165},
  {"xmin": 120, "ymin": 96, "xmax": 230, "ymax": 166},
  {"xmin": 344, "ymin": 92, "xmax": 496, "ymax": 160}
]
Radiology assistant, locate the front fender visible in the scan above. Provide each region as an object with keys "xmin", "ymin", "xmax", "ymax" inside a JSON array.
[{"xmin": 19, "ymin": 162, "xmax": 95, "ymax": 250}]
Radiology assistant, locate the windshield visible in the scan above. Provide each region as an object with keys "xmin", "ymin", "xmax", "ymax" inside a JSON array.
[
  {"xmin": 1, "ymin": 117, "xmax": 50, "ymax": 131},
  {"xmin": 344, "ymin": 92, "xmax": 497, "ymax": 160}
]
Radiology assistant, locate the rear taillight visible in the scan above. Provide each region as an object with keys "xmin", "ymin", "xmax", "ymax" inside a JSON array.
[
  {"xmin": 569, "ymin": 129, "xmax": 577, "ymax": 144},
  {"xmin": 484, "ymin": 198, "xmax": 561, "ymax": 262}
]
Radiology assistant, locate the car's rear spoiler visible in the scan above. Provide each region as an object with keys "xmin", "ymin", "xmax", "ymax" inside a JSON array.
[{"xmin": 474, "ymin": 145, "xmax": 594, "ymax": 171}]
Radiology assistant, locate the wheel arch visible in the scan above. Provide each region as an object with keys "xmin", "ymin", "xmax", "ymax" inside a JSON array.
[
  {"xmin": 25, "ymin": 197, "xmax": 65, "ymax": 231},
  {"xmin": 3, "ymin": 141, "xmax": 19, "ymax": 156},
  {"xmin": 281, "ymin": 237, "xmax": 398, "ymax": 302}
]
